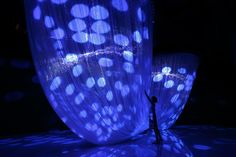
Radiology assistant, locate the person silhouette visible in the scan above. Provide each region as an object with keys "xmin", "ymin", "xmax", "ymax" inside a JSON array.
[{"xmin": 145, "ymin": 90, "xmax": 163, "ymax": 144}]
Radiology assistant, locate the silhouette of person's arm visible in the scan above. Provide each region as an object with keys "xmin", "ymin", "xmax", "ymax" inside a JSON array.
[{"xmin": 145, "ymin": 90, "xmax": 152, "ymax": 103}]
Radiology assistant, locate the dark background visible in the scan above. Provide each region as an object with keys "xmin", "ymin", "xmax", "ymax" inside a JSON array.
[{"xmin": 0, "ymin": 0, "xmax": 235, "ymax": 137}]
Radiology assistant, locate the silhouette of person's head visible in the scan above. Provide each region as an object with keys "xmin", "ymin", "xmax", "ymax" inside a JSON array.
[{"xmin": 151, "ymin": 96, "xmax": 157, "ymax": 104}]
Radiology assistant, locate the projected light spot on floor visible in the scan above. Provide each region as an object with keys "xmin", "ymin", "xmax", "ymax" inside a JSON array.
[
  {"xmin": 72, "ymin": 32, "xmax": 88, "ymax": 43},
  {"xmin": 112, "ymin": 0, "xmax": 128, "ymax": 12},
  {"xmin": 164, "ymin": 80, "xmax": 174, "ymax": 88},
  {"xmin": 98, "ymin": 58, "xmax": 113, "ymax": 67},
  {"xmin": 90, "ymin": 5, "xmax": 109, "ymax": 20},
  {"xmin": 86, "ymin": 77, "xmax": 96, "ymax": 88},
  {"xmin": 123, "ymin": 62, "xmax": 134, "ymax": 73},
  {"xmin": 97, "ymin": 77, "xmax": 106, "ymax": 87},
  {"xmin": 72, "ymin": 65, "xmax": 83, "ymax": 77},
  {"xmin": 91, "ymin": 20, "xmax": 111, "ymax": 34},
  {"xmin": 153, "ymin": 74, "xmax": 163, "ymax": 82},
  {"xmin": 71, "ymin": 4, "xmax": 89, "ymax": 18},
  {"xmin": 33, "ymin": 6, "xmax": 41, "ymax": 20},
  {"xmin": 106, "ymin": 91, "xmax": 113, "ymax": 101},
  {"xmin": 114, "ymin": 34, "xmax": 129, "ymax": 46},
  {"xmin": 68, "ymin": 19, "xmax": 87, "ymax": 31},
  {"xmin": 89, "ymin": 33, "xmax": 106, "ymax": 45},
  {"xmin": 162, "ymin": 66, "xmax": 172, "ymax": 74},
  {"xmin": 123, "ymin": 51, "xmax": 133, "ymax": 62},
  {"xmin": 51, "ymin": 28, "xmax": 65, "ymax": 39},
  {"xmin": 91, "ymin": 103, "xmax": 99, "ymax": 111},
  {"xmin": 44, "ymin": 16, "xmax": 55, "ymax": 28},
  {"xmin": 75, "ymin": 93, "xmax": 85, "ymax": 105},
  {"xmin": 54, "ymin": 41, "xmax": 63, "ymax": 50},
  {"xmin": 65, "ymin": 84, "xmax": 75, "ymax": 95},
  {"xmin": 51, "ymin": 0, "xmax": 68, "ymax": 4},
  {"xmin": 133, "ymin": 31, "xmax": 142, "ymax": 43},
  {"xmin": 50, "ymin": 76, "xmax": 62, "ymax": 91}
]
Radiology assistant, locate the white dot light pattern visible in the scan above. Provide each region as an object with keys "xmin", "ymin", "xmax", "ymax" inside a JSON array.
[
  {"xmin": 26, "ymin": 0, "xmax": 152, "ymax": 145},
  {"xmin": 151, "ymin": 54, "xmax": 198, "ymax": 130}
]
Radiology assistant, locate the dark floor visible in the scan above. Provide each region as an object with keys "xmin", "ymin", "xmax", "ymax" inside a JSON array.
[{"xmin": 0, "ymin": 126, "xmax": 236, "ymax": 157}]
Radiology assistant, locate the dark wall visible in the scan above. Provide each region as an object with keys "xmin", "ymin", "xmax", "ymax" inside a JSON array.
[{"xmin": 0, "ymin": 0, "xmax": 235, "ymax": 137}]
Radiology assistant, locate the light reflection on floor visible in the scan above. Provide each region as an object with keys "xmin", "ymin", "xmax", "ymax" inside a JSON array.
[{"xmin": 0, "ymin": 126, "xmax": 235, "ymax": 157}]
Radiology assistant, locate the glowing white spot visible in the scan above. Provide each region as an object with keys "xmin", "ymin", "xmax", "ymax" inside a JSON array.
[
  {"xmin": 133, "ymin": 30, "xmax": 143, "ymax": 43},
  {"xmin": 96, "ymin": 128, "xmax": 102, "ymax": 136},
  {"xmin": 177, "ymin": 84, "xmax": 185, "ymax": 91},
  {"xmin": 121, "ymin": 85, "xmax": 130, "ymax": 97},
  {"xmin": 33, "ymin": 6, "xmax": 41, "ymax": 20},
  {"xmin": 86, "ymin": 77, "xmax": 95, "ymax": 88},
  {"xmin": 162, "ymin": 66, "xmax": 172, "ymax": 74},
  {"xmin": 50, "ymin": 76, "xmax": 62, "ymax": 91},
  {"xmin": 91, "ymin": 20, "xmax": 111, "ymax": 34},
  {"xmin": 123, "ymin": 62, "xmax": 134, "ymax": 73},
  {"xmin": 89, "ymin": 33, "xmax": 106, "ymax": 45},
  {"xmin": 98, "ymin": 58, "xmax": 113, "ymax": 67},
  {"xmin": 54, "ymin": 41, "xmax": 63, "ymax": 49},
  {"xmin": 75, "ymin": 93, "xmax": 84, "ymax": 105},
  {"xmin": 112, "ymin": 0, "xmax": 128, "ymax": 12},
  {"xmin": 164, "ymin": 80, "xmax": 174, "ymax": 88},
  {"xmin": 178, "ymin": 68, "xmax": 187, "ymax": 74},
  {"xmin": 72, "ymin": 32, "xmax": 88, "ymax": 43},
  {"xmin": 106, "ymin": 91, "xmax": 113, "ymax": 101},
  {"xmin": 90, "ymin": 5, "xmax": 109, "ymax": 20},
  {"xmin": 79, "ymin": 110, "xmax": 87, "ymax": 118},
  {"xmin": 51, "ymin": 28, "xmax": 65, "ymax": 39},
  {"xmin": 68, "ymin": 19, "xmax": 86, "ymax": 31},
  {"xmin": 71, "ymin": 4, "xmax": 89, "ymax": 18},
  {"xmin": 85, "ymin": 123, "xmax": 92, "ymax": 131},
  {"xmin": 44, "ymin": 16, "xmax": 55, "ymax": 28},
  {"xmin": 72, "ymin": 65, "xmax": 83, "ymax": 77},
  {"xmin": 65, "ymin": 53, "xmax": 78, "ymax": 62},
  {"xmin": 115, "ymin": 81, "xmax": 122, "ymax": 90},
  {"xmin": 97, "ymin": 77, "xmax": 106, "ymax": 87},
  {"xmin": 65, "ymin": 84, "xmax": 75, "ymax": 95},
  {"xmin": 123, "ymin": 51, "xmax": 133, "ymax": 62},
  {"xmin": 153, "ymin": 74, "xmax": 163, "ymax": 82},
  {"xmin": 114, "ymin": 34, "xmax": 129, "ymax": 46}
]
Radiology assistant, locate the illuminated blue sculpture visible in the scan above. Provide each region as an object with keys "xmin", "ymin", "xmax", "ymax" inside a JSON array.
[
  {"xmin": 151, "ymin": 53, "xmax": 198, "ymax": 130},
  {"xmin": 24, "ymin": 0, "xmax": 152, "ymax": 144}
]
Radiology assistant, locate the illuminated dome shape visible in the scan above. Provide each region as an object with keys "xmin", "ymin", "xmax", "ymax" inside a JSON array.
[
  {"xmin": 24, "ymin": 0, "xmax": 152, "ymax": 144},
  {"xmin": 151, "ymin": 53, "xmax": 198, "ymax": 130}
]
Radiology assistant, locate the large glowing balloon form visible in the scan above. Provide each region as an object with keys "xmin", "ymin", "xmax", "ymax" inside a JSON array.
[
  {"xmin": 24, "ymin": 0, "xmax": 153, "ymax": 144},
  {"xmin": 150, "ymin": 53, "xmax": 198, "ymax": 130}
]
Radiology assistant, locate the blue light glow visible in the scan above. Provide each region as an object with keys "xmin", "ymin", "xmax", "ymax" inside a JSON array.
[
  {"xmin": 151, "ymin": 54, "xmax": 198, "ymax": 130},
  {"xmin": 114, "ymin": 34, "xmax": 129, "ymax": 46},
  {"xmin": 90, "ymin": 5, "xmax": 109, "ymax": 20},
  {"xmin": 112, "ymin": 0, "xmax": 128, "ymax": 12},
  {"xmin": 44, "ymin": 16, "xmax": 55, "ymax": 28},
  {"xmin": 91, "ymin": 20, "xmax": 111, "ymax": 34},
  {"xmin": 25, "ymin": 0, "xmax": 152, "ymax": 145},
  {"xmin": 68, "ymin": 19, "xmax": 86, "ymax": 31},
  {"xmin": 71, "ymin": 4, "xmax": 89, "ymax": 18},
  {"xmin": 72, "ymin": 32, "xmax": 88, "ymax": 43}
]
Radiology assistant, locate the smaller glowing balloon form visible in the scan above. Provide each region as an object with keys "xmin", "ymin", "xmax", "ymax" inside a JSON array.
[
  {"xmin": 24, "ymin": 0, "xmax": 153, "ymax": 144},
  {"xmin": 150, "ymin": 53, "xmax": 198, "ymax": 130}
]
